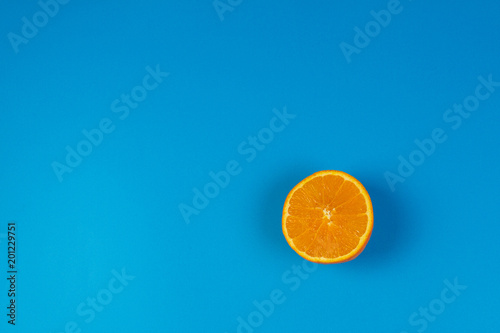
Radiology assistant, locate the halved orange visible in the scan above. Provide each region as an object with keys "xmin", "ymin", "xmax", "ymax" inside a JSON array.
[{"xmin": 282, "ymin": 170, "xmax": 373, "ymax": 264}]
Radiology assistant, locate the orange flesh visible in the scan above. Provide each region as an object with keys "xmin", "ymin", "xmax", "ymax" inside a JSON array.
[{"xmin": 282, "ymin": 171, "xmax": 373, "ymax": 263}]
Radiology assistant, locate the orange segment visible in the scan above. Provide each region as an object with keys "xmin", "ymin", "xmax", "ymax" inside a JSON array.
[{"xmin": 282, "ymin": 170, "xmax": 373, "ymax": 264}]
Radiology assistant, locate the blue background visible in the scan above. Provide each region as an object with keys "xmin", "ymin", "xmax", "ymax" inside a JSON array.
[{"xmin": 1, "ymin": 0, "xmax": 499, "ymax": 332}]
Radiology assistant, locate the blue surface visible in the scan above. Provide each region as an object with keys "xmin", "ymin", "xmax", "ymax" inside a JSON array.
[{"xmin": 1, "ymin": 1, "xmax": 500, "ymax": 332}]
